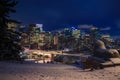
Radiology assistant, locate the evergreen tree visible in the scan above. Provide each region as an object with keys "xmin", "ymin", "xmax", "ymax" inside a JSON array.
[{"xmin": 0, "ymin": 0, "xmax": 23, "ymax": 60}]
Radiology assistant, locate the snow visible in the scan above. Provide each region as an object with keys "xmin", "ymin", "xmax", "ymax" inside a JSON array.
[{"xmin": 0, "ymin": 61, "xmax": 120, "ymax": 80}]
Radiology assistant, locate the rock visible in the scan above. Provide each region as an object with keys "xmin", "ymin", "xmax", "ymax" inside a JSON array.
[{"xmin": 94, "ymin": 40, "xmax": 120, "ymax": 58}]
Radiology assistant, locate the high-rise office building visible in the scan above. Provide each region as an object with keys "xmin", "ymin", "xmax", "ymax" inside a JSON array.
[
  {"xmin": 72, "ymin": 30, "xmax": 80, "ymax": 39},
  {"xmin": 36, "ymin": 24, "xmax": 43, "ymax": 32},
  {"xmin": 29, "ymin": 24, "xmax": 36, "ymax": 33},
  {"xmin": 21, "ymin": 32, "xmax": 29, "ymax": 47},
  {"xmin": 63, "ymin": 28, "xmax": 72, "ymax": 37}
]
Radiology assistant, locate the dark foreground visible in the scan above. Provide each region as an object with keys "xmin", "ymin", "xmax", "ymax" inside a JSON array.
[{"xmin": 0, "ymin": 61, "xmax": 120, "ymax": 80}]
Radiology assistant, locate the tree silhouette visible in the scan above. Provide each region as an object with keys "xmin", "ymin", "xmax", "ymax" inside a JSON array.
[{"xmin": 0, "ymin": 0, "xmax": 23, "ymax": 60}]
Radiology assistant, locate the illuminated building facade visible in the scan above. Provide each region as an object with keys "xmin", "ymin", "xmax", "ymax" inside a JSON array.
[
  {"xmin": 38, "ymin": 32, "xmax": 46, "ymax": 49},
  {"xmin": 54, "ymin": 35, "xmax": 59, "ymax": 45},
  {"xmin": 36, "ymin": 24, "xmax": 43, "ymax": 32},
  {"xmin": 28, "ymin": 24, "xmax": 43, "ymax": 49},
  {"xmin": 72, "ymin": 30, "xmax": 80, "ymax": 39},
  {"xmin": 21, "ymin": 33, "xmax": 29, "ymax": 47},
  {"xmin": 63, "ymin": 28, "xmax": 72, "ymax": 37}
]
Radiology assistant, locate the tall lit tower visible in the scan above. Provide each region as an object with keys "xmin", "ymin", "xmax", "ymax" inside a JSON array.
[
  {"xmin": 36, "ymin": 24, "xmax": 43, "ymax": 32},
  {"xmin": 29, "ymin": 24, "xmax": 36, "ymax": 33}
]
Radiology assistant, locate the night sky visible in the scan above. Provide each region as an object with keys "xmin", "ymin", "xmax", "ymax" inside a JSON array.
[{"xmin": 10, "ymin": 0, "xmax": 120, "ymax": 37}]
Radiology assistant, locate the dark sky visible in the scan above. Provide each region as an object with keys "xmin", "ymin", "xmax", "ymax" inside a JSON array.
[{"xmin": 10, "ymin": 0, "xmax": 120, "ymax": 36}]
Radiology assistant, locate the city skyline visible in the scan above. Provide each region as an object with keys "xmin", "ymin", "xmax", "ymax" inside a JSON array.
[{"xmin": 10, "ymin": 0, "xmax": 120, "ymax": 37}]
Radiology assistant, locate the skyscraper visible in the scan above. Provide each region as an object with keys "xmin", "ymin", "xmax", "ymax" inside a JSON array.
[{"xmin": 36, "ymin": 24, "xmax": 43, "ymax": 32}]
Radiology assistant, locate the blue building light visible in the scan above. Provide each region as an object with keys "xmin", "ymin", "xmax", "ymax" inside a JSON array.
[{"xmin": 71, "ymin": 26, "xmax": 77, "ymax": 30}]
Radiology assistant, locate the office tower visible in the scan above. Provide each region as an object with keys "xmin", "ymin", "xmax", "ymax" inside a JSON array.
[{"xmin": 72, "ymin": 30, "xmax": 80, "ymax": 39}]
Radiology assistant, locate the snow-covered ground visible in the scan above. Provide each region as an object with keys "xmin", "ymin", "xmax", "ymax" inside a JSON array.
[{"xmin": 0, "ymin": 61, "xmax": 120, "ymax": 80}]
